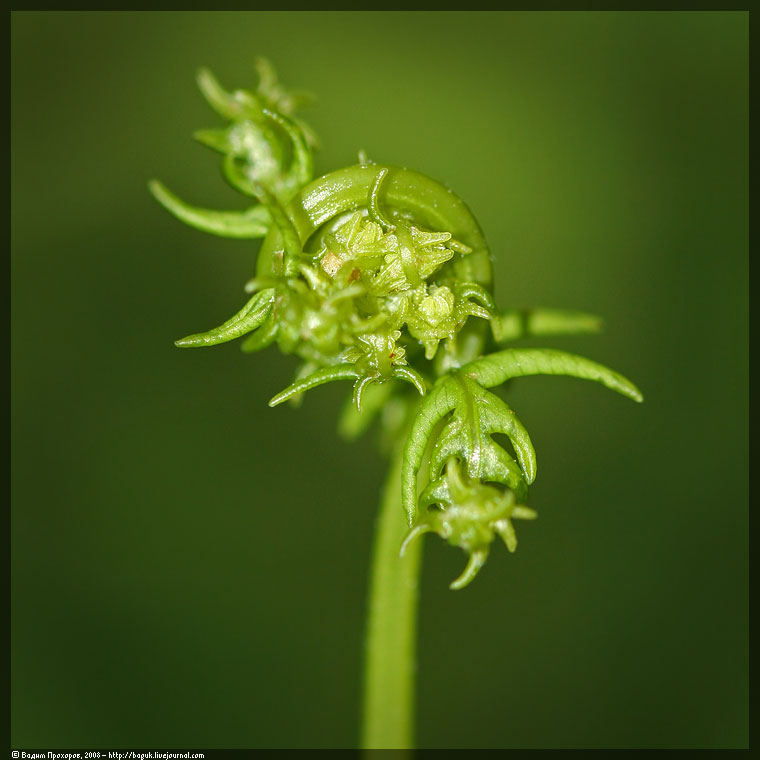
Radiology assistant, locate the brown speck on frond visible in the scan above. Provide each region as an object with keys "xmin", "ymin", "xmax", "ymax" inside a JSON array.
[{"xmin": 321, "ymin": 251, "xmax": 342, "ymax": 277}]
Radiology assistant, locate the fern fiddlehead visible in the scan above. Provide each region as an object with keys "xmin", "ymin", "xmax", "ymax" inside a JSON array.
[{"xmin": 151, "ymin": 59, "xmax": 642, "ymax": 748}]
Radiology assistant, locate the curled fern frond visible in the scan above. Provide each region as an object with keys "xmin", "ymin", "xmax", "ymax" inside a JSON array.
[
  {"xmin": 155, "ymin": 59, "xmax": 643, "ymax": 593},
  {"xmin": 217, "ymin": 108, "xmax": 313, "ymax": 204},
  {"xmin": 152, "ymin": 59, "xmax": 316, "ymax": 245}
]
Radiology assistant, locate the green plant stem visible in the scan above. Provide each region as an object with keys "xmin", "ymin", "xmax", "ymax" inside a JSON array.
[{"xmin": 361, "ymin": 427, "xmax": 423, "ymax": 750}]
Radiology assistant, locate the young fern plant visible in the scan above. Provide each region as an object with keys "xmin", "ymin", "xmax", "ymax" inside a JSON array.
[{"xmin": 150, "ymin": 60, "xmax": 642, "ymax": 749}]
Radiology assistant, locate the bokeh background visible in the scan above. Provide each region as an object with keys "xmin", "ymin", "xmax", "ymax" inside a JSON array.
[{"xmin": 11, "ymin": 11, "xmax": 748, "ymax": 749}]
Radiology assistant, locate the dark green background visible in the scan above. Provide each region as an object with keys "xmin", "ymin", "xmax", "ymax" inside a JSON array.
[{"xmin": 11, "ymin": 11, "xmax": 748, "ymax": 749}]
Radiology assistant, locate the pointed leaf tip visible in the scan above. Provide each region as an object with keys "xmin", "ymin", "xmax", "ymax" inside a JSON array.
[
  {"xmin": 449, "ymin": 550, "xmax": 488, "ymax": 590},
  {"xmin": 268, "ymin": 364, "xmax": 360, "ymax": 409},
  {"xmin": 148, "ymin": 179, "xmax": 270, "ymax": 238},
  {"xmin": 463, "ymin": 348, "xmax": 644, "ymax": 405}
]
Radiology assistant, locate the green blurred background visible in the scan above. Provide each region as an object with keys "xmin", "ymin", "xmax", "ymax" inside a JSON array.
[{"xmin": 11, "ymin": 11, "xmax": 747, "ymax": 749}]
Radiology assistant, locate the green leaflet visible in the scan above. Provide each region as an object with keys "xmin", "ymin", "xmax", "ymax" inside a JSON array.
[
  {"xmin": 429, "ymin": 376, "xmax": 536, "ymax": 494},
  {"xmin": 175, "ymin": 289, "xmax": 275, "ymax": 347},
  {"xmin": 252, "ymin": 57, "xmax": 316, "ymax": 117},
  {"xmin": 240, "ymin": 311, "xmax": 279, "ymax": 354},
  {"xmin": 269, "ymin": 362, "xmax": 426, "ymax": 411},
  {"xmin": 148, "ymin": 180, "xmax": 271, "ymax": 239},
  {"xmin": 454, "ymin": 282, "xmax": 496, "ymax": 318},
  {"xmin": 218, "ymin": 108, "xmax": 313, "ymax": 204},
  {"xmin": 269, "ymin": 364, "xmax": 360, "ymax": 407},
  {"xmin": 242, "ymin": 181, "xmax": 303, "ymax": 266},
  {"xmin": 462, "ymin": 347, "xmax": 644, "ymax": 403},
  {"xmin": 491, "ymin": 308, "xmax": 603, "ymax": 343},
  {"xmin": 196, "ymin": 60, "xmax": 315, "ymax": 125},
  {"xmin": 402, "ymin": 348, "xmax": 642, "ymax": 527},
  {"xmin": 193, "ymin": 127, "xmax": 242, "ymax": 154},
  {"xmin": 196, "ymin": 67, "xmax": 253, "ymax": 120},
  {"xmin": 390, "ymin": 366, "xmax": 427, "ymax": 398},
  {"xmin": 401, "ymin": 377, "xmax": 461, "ymax": 524},
  {"xmin": 368, "ymin": 168, "xmax": 396, "ymax": 231},
  {"xmin": 400, "ymin": 373, "xmax": 536, "ymax": 524},
  {"xmin": 263, "ymin": 108, "xmax": 313, "ymax": 198}
]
